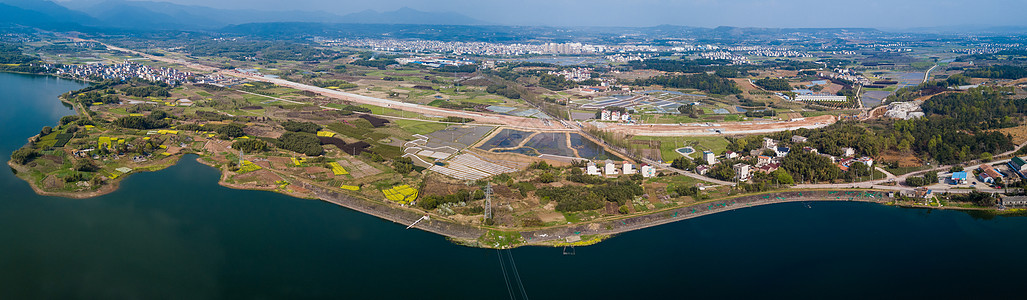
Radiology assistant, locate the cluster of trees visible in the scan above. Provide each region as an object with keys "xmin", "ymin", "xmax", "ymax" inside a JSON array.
[
  {"xmin": 310, "ymin": 79, "xmax": 357, "ymax": 89},
  {"xmin": 113, "ymin": 110, "xmax": 171, "ymax": 129},
  {"xmin": 948, "ymin": 191, "xmax": 997, "ymax": 207},
  {"xmin": 706, "ymin": 163, "xmax": 736, "ymax": 181},
  {"xmin": 633, "ymin": 73, "xmax": 741, "ymax": 95},
  {"xmin": 744, "ymin": 109, "xmax": 777, "ymax": 118},
  {"xmin": 963, "ymin": 65, "xmax": 1027, "ymax": 79},
  {"xmin": 538, "ymin": 73, "xmax": 577, "ymax": 91},
  {"xmin": 905, "ymin": 171, "xmax": 939, "ymax": 187},
  {"xmin": 753, "ymin": 78, "xmax": 792, "ymax": 91},
  {"xmin": 781, "ymin": 151, "xmax": 842, "ymax": 182},
  {"xmin": 678, "ymin": 104, "xmax": 702, "ymax": 118},
  {"xmin": 214, "ymin": 124, "xmax": 246, "ymax": 139},
  {"xmin": 671, "ymin": 156, "xmax": 695, "ymax": 170},
  {"xmin": 417, "ymin": 189, "xmax": 485, "ymax": 210},
  {"xmin": 442, "ymin": 116, "xmax": 474, "ymax": 123},
  {"xmin": 435, "ymin": 65, "xmax": 477, "ymax": 73},
  {"xmin": 275, "ymin": 132, "xmax": 323, "ymax": 156},
  {"xmin": 536, "ymin": 180, "xmax": 643, "ymax": 212},
  {"xmin": 0, "ymin": 44, "xmax": 45, "ymax": 73},
  {"xmin": 762, "ymin": 60, "xmax": 823, "ymax": 71},
  {"xmin": 73, "ymin": 91, "xmax": 120, "ymax": 106},
  {"xmin": 184, "ymin": 40, "xmax": 340, "ymax": 62},
  {"xmin": 333, "ymin": 105, "xmax": 372, "ymax": 115},
  {"xmin": 121, "ymin": 86, "xmax": 170, "ymax": 98},
  {"xmin": 232, "ymin": 139, "xmax": 269, "ymax": 153},
  {"xmin": 393, "ymin": 157, "xmax": 414, "ymax": 174},
  {"xmin": 282, "ymin": 120, "xmax": 321, "ymax": 133},
  {"xmin": 566, "ymin": 173, "xmax": 607, "ymax": 185},
  {"xmin": 351, "ymin": 59, "xmax": 398, "ymax": 70},
  {"xmin": 897, "ymin": 89, "xmax": 1021, "ymax": 164},
  {"xmin": 626, "ymin": 58, "xmax": 750, "ymax": 76},
  {"xmin": 886, "ymin": 79, "xmax": 961, "ymax": 103},
  {"xmin": 10, "ymin": 148, "xmax": 39, "ymax": 164},
  {"xmin": 485, "ymin": 85, "xmax": 522, "ymax": 99}
]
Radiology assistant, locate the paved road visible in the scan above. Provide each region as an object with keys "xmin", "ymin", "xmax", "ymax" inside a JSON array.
[{"xmin": 923, "ymin": 64, "xmax": 938, "ymax": 83}]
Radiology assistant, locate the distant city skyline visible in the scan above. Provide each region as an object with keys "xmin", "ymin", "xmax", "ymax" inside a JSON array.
[{"xmin": 56, "ymin": 0, "xmax": 1027, "ymax": 29}]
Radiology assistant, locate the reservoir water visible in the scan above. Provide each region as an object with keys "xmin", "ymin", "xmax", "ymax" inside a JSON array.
[{"xmin": 3, "ymin": 72, "xmax": 1027, "ymax": 299}]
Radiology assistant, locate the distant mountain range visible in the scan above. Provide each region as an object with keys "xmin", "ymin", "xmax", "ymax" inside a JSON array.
[{"xmin": 0, "ymin": 0, "xmax": 488, "ymax": 30}]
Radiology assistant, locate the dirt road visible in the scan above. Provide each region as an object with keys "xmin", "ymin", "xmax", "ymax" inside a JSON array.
[{"xmin": 598, "ymin": 115, "xmax": 837, "ymax": 136}]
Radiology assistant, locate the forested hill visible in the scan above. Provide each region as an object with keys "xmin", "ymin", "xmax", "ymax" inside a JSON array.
[
  {"xmin": 896, "ymin": 88, "xmax": 1024, "ymax": 164},
  {"xmin": 633, "ymin": 73, "xmax": 741, "ymax": 95},
  {"xmin": 0, "ymin": 44, "xmax": 46, "ymax": 73}
]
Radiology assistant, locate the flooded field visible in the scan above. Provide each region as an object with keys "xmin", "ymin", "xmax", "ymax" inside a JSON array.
[{"xmin": 478, "ymin": 130, "xmax": 616, "ymax": 160}]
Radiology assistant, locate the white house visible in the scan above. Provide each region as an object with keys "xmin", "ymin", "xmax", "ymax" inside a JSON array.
[
  {"xmin": 703, "ymin": 151, "xmax": 716, "ymax": 165},
  {"xmin": 725, "ymin": 151, "xmax": 739, "ymax": 159},
  {"xmin": 775, "ymin": 146, "xmax": 790, "ymax": 158},
  {"xmin": 604, "ymin": 160, "xmax": 618, "ymax": 175},
  {"xmin": 623, "ymin": 163, "xmax": 636, "ymax": 175},
  {"xmin": 586, "ymin": 162, "xmax": 601, "ymax": 175},
  {"xmin": 641, "ymin": 165, "xmax": 657, "ymax": 178},
  {"xmin": 763, "ymin": 138, "xmax": 777, "ymax": 149},
  {"xmin": 757, "ymin": 155, "xmax": 773, "ymax": 166},
  {"xmin": 841, "ymin": 147, "xmax": 856, "ymax": 157},
  {"xmin": 733, "ymin": 163, "xmax": 751, "ymax": 182}
]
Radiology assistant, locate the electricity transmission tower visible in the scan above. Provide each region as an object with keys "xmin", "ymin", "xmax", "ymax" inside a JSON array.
[{"xmin": 484, "ymin": 183, "xmax": 493, "ymax": 221}]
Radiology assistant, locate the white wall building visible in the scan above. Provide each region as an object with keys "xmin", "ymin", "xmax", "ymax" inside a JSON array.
[
  {"xmin": 623, "ymin": 163, "xmax": 636, "ymax": 175},
  {"xmin": 641, "ymin": 165, "xmax": 656, "ymax": 178},
  {"xmin": 604, "ymin": 160, "xmax": 618, "ymax": 175},
  {"xmin": 733, "ymin": 163, "xmax": 751, "ymax": 182},
  {"xmin": 703, "ymin": 151, "xmax": 716, "ymax": 165},
  {"xmin": 586, "ymin": 162, "xmax": 601, "ymax": 175},
  {"xmin": 841, "ymin": 147, "xmax": 856, "ymax": 157}
]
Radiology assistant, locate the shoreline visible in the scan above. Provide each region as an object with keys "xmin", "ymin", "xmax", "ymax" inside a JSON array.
[{"xmin": 10, "ymin": 158, "xmax": 1008, "ymax": 249}]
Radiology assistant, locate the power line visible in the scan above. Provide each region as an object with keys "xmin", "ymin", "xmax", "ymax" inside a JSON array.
[
  {"xmin": 496, "ymin": 249, "xmax": 515, "ymax": 300},
  {"xmin": 506, "ymin": 250, "xmax": 529, "ymax": 300}
]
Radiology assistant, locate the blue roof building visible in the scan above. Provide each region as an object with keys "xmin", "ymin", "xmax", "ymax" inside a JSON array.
[{"xmin": 951, "ymin": 171, "xmax": 968, "ymax": 184}]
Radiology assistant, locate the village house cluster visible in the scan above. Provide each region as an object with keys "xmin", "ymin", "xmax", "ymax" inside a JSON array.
[
  {"xmin": 548, "ymin": 67, "xmax": 593, "ymax": 82},
  {"xmin": 599, "ymin": 109, "xmax": 632, "ymax": 122},
  {"xmin": 693, "ymin": 135, "xmax": 874, "ymax": 183},
  {"xmin": 52, "ymin": 62, "xmax": 195, "ymax": 85},
  {"xmin": 585, "ymin": 160, "xmax": 657, "ymax": 178}
]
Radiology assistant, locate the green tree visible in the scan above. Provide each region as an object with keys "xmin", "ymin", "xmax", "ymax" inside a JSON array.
[
  {"xmin": 74, "ymin": 158, "xmax": 99, "ymax": 172},
  {"xmin": 773, "ymin": 169, "xmax": 795, "ymax": 185},
  {"xmin": 10, "ymin": 148, "xmax": 39, "ymax": 164},
  {"xmin": 232, "ymin": 139, "xmax": 269, "ymax": 153},
  {"xmin": 216, "ymin": 124, "xmax": 246, "ymax": 139},
  {"xmin": 538, "ymin": 172, "xmax": 556, "ymax": 183}
]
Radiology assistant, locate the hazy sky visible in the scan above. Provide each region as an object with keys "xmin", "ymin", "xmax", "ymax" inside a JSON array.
[{"xmin": 61, "ymin": 0, "xmax": 1027, "ymax": 28}]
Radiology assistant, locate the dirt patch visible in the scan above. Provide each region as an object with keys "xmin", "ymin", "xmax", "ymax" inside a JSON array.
[
  {"xmin": 537, "ymin": 211, "xmax": 565, "ymax": 223},
  {"xmin": 421, "ymin": 175, "xmax": 472, "ymax": 197},
  {"xmin": 42, "ymin": 155, "xmax": 63, "ymax": 165},
  {"xmin": 782, "ymin": 112, "xmax": 803, "ymax": 120},
  {"xmin": 995, "ymin": 125, "xmax": 1027, "ymax": 145},
  {"xmin": 43, "ymin": 175, "xmax": 62, "ymax": 189},
  {"xmin": 233, "ymin": 169, "xmax": 283, "ymax": 187},
  {"xmin": 333, "ymin": 156, "xmax": 382, "ymax": 178},
  {"xmin": 877, "ymin": 150, "xmax": 922, "ymax": 167}
]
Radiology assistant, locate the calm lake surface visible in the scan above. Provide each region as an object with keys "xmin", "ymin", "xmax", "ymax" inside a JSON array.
[{"xmin": 2, "ymin": 72, "xmax": 1027, "ymax": 299}]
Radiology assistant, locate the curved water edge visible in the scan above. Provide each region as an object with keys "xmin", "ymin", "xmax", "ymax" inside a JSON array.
[
  {"xmin": 8, "ymin": 72, "xmax": 1027, "ymax": 298},
  {"xmin": 3, "ymin": 72, "xmax": 1018, "ymax": 251}
]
